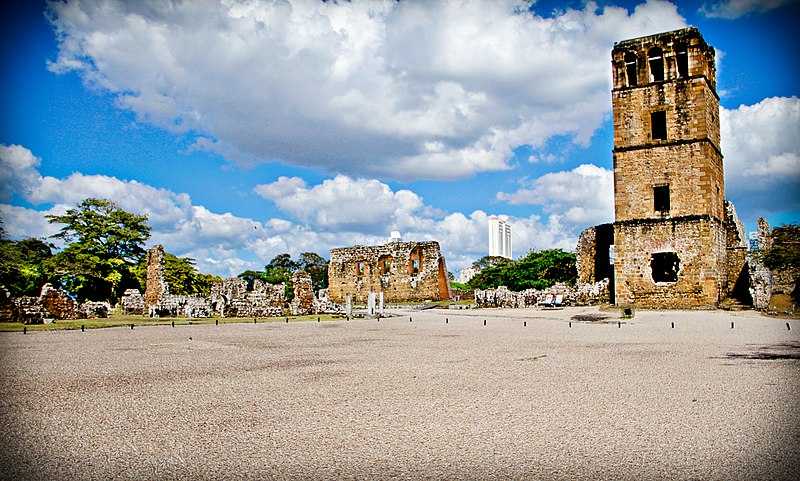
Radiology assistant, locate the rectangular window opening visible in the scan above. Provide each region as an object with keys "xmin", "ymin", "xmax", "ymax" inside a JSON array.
[
  {"xmin": 651, "ymin": 111, "xmax": 667, "ymax": 140},
  {"xmin": 654, "ymin": 185, "xmax": 670, "ymax": 212},
  {"xmin": 651, "ymin": 252, "xmax": 679, "ymax": 283}
]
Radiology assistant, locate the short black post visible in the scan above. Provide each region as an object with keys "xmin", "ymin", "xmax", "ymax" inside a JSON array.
[
  {"xmin": 524, "ymin": 321, "xmax": 527, "ymax": 327},
  {"xmin": 23, "ymin": 326, "xmax": 27, "ymax": 334},
  {"xmin": 569, "ymin": 321, "xmax": 571, "ymax": 328},
  {"xmin": 215, "ymin": 319, "xmax": 218, "ymax": 326},
  {"xmin": 787, "ymin": 322, "xmax": 791, "ymax": 331},
  {"xmin": 483, "ymin": 319, "xmax": 486, "ymax": 326},
  {"xmin": 130, "ymin": 324, "xmax": 134, "ymax": 330},
  {"xmin": 254, "ymin": 318, "xmax": 257, "ymax": 324},
  {"xmin": 172, "ymin": 321, "xmax": 175, "ymax": 328},
  {"xmin": 446, "ymin": 318, "xmax": 448, "ymax": 324},
  {"xmin": 731, "ymin": 321, "xmax": 734, "ymax": 329},
  {"xmin": 671, "ymin": 322, "xmax": 674, "ymax": 329},
  {"xmin": 317, "ymin": 317, "xmax": 320, "ymax": 322},
  {"xmin": 618, "ymin": 321, "xmax": 621, "ymax": 328},
  {"xmin": 286, "ymin": 317, "xmax": 289, "ymax": 323},
  {"xmin": 81, "ymin": 325, "xmax": 85, "ymax": 332},
  {"xmin": 410, "ymin": 317, "xmax": 412, "ymax": 322}
]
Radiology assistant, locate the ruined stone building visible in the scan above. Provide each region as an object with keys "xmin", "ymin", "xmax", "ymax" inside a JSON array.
[
  {"xmin": 579, "ymin": 27, "xmax": 750, "ymax": 308},
  {"xmin": 328, "ymin": 241, "xmax": 450, "ymax": 304}
]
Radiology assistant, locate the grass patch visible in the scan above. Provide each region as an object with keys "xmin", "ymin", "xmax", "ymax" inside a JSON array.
[{"xmin": 0, "ymin": 312, "xmax": 347, "ymax": 332}]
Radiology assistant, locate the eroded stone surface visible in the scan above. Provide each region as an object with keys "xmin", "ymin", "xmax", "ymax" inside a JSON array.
[{"xmin": 328, "ymin": 241, "xmax": 450, "ymax": 304}]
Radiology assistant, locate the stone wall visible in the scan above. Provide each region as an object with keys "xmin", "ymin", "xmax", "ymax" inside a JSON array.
[
  {"xmin": 613, "ymin": 216, "xmax": 727, "ymax": 308},
  {"xmin": 290, "ymin": 270, "xmax": 315, "ymax": 315},
  {"xmin": 149, "ymin": 295, "xmax": 212, "ymax": 318},
  {"xmin": 576, "ymin": 223, "xmax": 614, "ymax": 288},
  {"xmin": 77, "ymin": 301, "xmax": 111, "ymax": 319},
  {"xmin": 475, "ymin": 280, "xmax": 609, "ymax": 308},
  {"xmin": 39, "ymin": 284, "xmax": 76, "ymax": 320},
  {"xmin": 210, "ymin": 278, "xmax": 285, "ymax": 318},
  {"xmin": 0, "ymin": 285, "xmax": 16, "ymax": 322},
  {"xmin": 144, "ymin": 244, "xmax": 168, "ymax": 307},
  {"xmin": 328, "ymin": 241, "xmax": 450, "ymax": 304},
  {"xmin": 120, "ymin": 288, "xmax": 145, "ymax": 315}
]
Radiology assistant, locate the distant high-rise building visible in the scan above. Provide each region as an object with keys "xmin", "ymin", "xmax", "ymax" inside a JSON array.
[{"xmin": 488, "ymin": 216, "xmax": 512, "ymax": 259}]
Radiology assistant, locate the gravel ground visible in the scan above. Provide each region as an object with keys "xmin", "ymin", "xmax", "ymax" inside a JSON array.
[{"xmin": 0, "ymin": 306, "xmax": 798, "ymax": 480}]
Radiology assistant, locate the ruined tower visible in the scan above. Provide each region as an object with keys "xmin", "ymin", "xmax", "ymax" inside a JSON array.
[{"xmin": 611, "ymin": 27, "xmax": 727, "ymax": 308}]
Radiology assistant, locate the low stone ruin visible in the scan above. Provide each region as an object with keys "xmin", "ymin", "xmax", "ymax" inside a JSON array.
[
  {"xmin": 474, "ymin": 280, "xmax": 611, "ymax": 308},
  {"xmin": 40, "ymin": 283, "xmax": 76, "ymax": 319},
  {"xmin": 120, "ymin": 288, "xmax": 144, "ymax": 315},
  {"xmin": 290, "ymin": 270, "xmax": 315, "ymax": 316},
  {"xmin": 210, "ymin": 278, "xmax": 285, "ymax": 318},
  {"xmin": 0, "ymin": 283, "xmax": 111, "ymax": 324}
]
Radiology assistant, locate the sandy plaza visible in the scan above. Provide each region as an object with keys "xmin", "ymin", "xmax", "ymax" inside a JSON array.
[{"xmin": 0, "ymin": 306, "xmax": 797, "ymax": 480}]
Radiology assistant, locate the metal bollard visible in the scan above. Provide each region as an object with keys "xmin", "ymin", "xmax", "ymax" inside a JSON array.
[
  {"xmin": 671, "ymin": 322, "xmax": 674, "ymax": 329},
  {"xmin": 23, "ymin": 326, "xmax": 27, "ymax": 334},
  {"xmin": 215, "ymin": 319, "xmax": 218, "ymax": 326},
  {"xmin": 130, "ymin": 324, "xmax": 134, "ymax": 330},
  {"xmin": 81, "ymin": 325, "xmax": 85, "ymax": 332},
  {"xmin": 484, "ymin": 319, "xmax": 486, "ymax": 326},
  {"xmin": 731, "ymin": 321, "xmax": 734, "ymax": 329},
  {"xmin": 787, "ymin": 322, "xmax": 792, "ymax": 331},
  {"xmin": 524, "ymin": 321, "xmax": 527, "ymax": 327}
]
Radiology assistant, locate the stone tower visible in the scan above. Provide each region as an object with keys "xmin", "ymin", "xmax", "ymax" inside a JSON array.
[{"xmin": 611, "ymin": 27, "xmax": 727, "ymax": 308}]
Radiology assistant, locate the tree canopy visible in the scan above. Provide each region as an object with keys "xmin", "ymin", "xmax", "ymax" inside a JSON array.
[
  {"xmin": 468, "ymin": 249, "xmax": 577, "ymax": 291},
  {"xmin": 133, "ymin": 252, "xmax": 222, "ymax": 297},
  {"xmin": 45, "ymin": 198, "xmax": 151, "ymax": 302},
  {"xmin": 238, "ymin": 252, "xmax": 330, "ymax": 301},
  {"xmin": 0, "ymin": 230, "xmax": 54, "ymax": 297}
]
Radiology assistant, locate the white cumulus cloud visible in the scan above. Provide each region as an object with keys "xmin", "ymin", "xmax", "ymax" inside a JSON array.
[
  {"xmin": 497, "ymin": 164, "xmax": 614, "ymax": 226},
  {"xmin": 721, "ymin": 96, "xmax": 800, "ymax": 217},
  {"xmin": 46, "ymin": 0, "xmax": 686, "ymax": 180}
]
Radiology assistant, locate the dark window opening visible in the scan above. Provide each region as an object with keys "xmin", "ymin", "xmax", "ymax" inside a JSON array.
[
  {"xmin": 676, "ymin": 45, "xmax": 688, "ymax": 78},
  {"xmin": 355, "ymin": 262, "xmax": 365, "ymax": 277},
  {"xmin": 654, "ymin": 184, "xmax": 670, "ymax": 212},
  {"xmin": 408, "ymin": 247, "xmax": 423, "ymax": 275},
  {"xmin": 651, "ymin": 252, "xmax": 679, "ymax": 283},
  {"xmin": 624, "ymin": 52, "xmax": 637, "ymax": 87},
  {"xmin": 651, "ymin": 111, "xmax": 667, "ymax": 140},
  {"xmin": 648, "ymin": 47, "xmax": 664, "ymax": 82},
  {"xmin": 378, "ymin": 255, "xmax": 393, "ymax": 275}
]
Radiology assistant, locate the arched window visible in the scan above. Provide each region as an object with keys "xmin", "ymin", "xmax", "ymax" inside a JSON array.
[
  {"xmin": 648, "ymin": 47, "xmax": 664, "ymax": 82},
  {"xmin": 675, "ymin": 44, "xmax": 689, "ymax": 78},
  {"xmin": 624, "ymin": 52, "xmax": 638, "ymax": 87}
]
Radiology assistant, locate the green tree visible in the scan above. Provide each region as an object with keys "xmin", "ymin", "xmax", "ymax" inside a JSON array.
[
  {"xmin": 761, "ymin": 223, "xmax": 800, "ymax": 303},
  {"xmin": 298, "ymin": 252, "xmax": 328, "ymax": 293},
  {"xmin": 133, "ymin": 252, "xmax": 222, "ymax": 296},
  {"xmin": 468, "ymin": 249, "xmax": 577, "ymax": 291},
  {"xmin": 45, "ymin": 198, "xmax": 151, "ymax": 302},
  {"xmin": 0, "ymin": 234, "xmax": 54, "ymax": 296}
]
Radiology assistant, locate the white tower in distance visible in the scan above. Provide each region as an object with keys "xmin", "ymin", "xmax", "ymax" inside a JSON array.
[{"xmin": 488, "ymin": 216, "xmax": 512, "ymax": 259}]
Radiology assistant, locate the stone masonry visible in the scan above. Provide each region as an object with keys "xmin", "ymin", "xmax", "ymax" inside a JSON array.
[
  {"xmin": 328, "ymin": 241, "xmax": 450, "ymax": 304},
  {"xmin": 610, "ymin": 27, "xmax": 729, "ymax": 308},
  {"xmin": 144, "ymin": 244, "xmax": 168, "ymax": 308},
  {"xmin": 290, "ymin": 270, "xmax": 315, "ymax": 316}
]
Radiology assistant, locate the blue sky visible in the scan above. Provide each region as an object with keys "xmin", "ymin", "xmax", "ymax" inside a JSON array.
[{"xmin": 1, "ymin": 0, "xmax": 798, "ymax": 277}]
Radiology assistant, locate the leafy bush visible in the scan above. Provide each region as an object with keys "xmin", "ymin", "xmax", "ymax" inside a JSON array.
[{"xmin": 467, "ymin": 249, "xmax": 577, "ymax": 291}]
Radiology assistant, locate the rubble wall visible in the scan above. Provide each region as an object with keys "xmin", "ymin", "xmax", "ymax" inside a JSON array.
[
  {"xmin": 613, "ymin": 216, "xmax": 727, "ymax": 308},
  {"xmin": 328, "ymin": 241, "xmax": 450, "ymax": 304},
  {"xmin": 144, "ymin": 245, "xmax": 168, "ymax": 307}
]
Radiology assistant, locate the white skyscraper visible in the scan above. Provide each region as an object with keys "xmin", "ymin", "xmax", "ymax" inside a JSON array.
[{"xmin": 488, "ymin": 216, "xmax": 512, "ymax": 259}]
